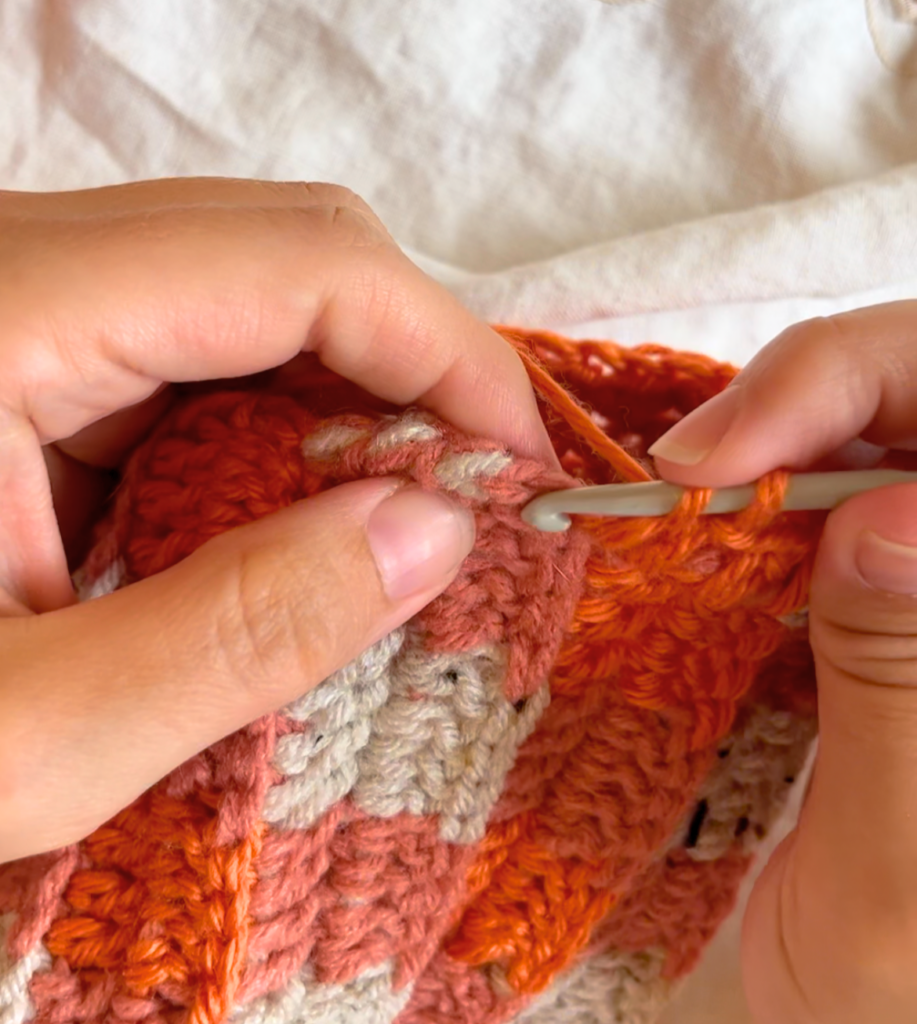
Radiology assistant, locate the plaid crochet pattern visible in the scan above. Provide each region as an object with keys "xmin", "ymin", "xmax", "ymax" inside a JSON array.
[{"xmin": 0, "ymin": 329, "xmax": 821, "ymax": 1024}]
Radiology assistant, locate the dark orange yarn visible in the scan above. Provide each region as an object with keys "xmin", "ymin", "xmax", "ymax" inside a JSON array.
[
  {"xmin": 45, "ymin": 795, "xmax": 263, "ymax": 1024},
  {"xmin": 438, "ymin": 331, "xmax": 818, "ymax": 999},
  {"xmin": 0, "ymin": 329, "xmax": 824, "ymax": 1024}
]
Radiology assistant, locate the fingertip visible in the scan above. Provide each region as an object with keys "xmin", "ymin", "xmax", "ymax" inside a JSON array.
[
  {"xmin": 517, "ymin": 402, "xmax": 562, "ymax": 469},
  {"xmin": 815, "ymin": 483, "xmax": 917, "ymax": 597},
  {"xmin": 367, "ymin": 485, "xmax": 476, "ymax": 602},
  {"xmin": 649, "ymin": 385, "xmax": 780, "ymax": 488},
  {"xmin": 503, "ymin": 385, "xmax": 562, "ymax": 471},
  {"xmin": 649, "ymin": 304, "xmax": 915, "ymax": 489},
  {"xmin": 646, "ymin": 386, "xmax": 779, "ymax": 488},
  {"xmin": 648, "ymin": 386, "xmax": 743, "ymax": 468}
]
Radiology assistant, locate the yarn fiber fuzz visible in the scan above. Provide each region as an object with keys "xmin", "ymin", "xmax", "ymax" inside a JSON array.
[{"xmin": 0, "ymin": 329, "xmax": 822, "ymax": 1024}]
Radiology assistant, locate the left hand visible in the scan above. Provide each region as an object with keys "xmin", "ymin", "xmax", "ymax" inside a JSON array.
[
  {"xmin": 0, "ymin": 178, "xmax": 556, "ymax": 861},
  {"xmin": 0, "ymin": 178, "xmax": 555, "ymax": 614}
]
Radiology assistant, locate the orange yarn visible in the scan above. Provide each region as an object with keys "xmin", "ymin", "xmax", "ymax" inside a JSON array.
[
  {"xmin": 1, "ymin": 328, "xmax": 824, "ymax": 1024},
  {"xmin": 46, "ymin": 795, "xmax": 263, "ymax": 1024},
  {"xmin": 443, "ymin": 329, "xmax": 818, "ymax": 997},
  {"xmin": 499, "ymin": 329, "xmax": 654, "ymax": 484},
  {"xmin": 41, "ymin": 766, "xmax": 268, "ymax": 1024}
]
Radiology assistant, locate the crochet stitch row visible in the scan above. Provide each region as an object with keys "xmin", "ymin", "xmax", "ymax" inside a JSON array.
[{"xmin": 0, "ymin": 329, "xmax": 821, "ymax": 1024}]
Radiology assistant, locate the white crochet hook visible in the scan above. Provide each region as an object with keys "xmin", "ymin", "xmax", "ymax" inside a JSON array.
[{"xmin": 522, "ymin": 469, "xmax": 917, "ymax": 533}]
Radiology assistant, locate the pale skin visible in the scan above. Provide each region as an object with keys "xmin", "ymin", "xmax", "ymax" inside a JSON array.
[{"xmin": 0, "ymin": 180, "xmax": 915, "ymax": 1023}]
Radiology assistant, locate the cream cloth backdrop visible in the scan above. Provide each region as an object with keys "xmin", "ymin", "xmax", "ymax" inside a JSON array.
[{"xmin": 2, "ymin": 1, "xmax": 917, "ymax": 1020}]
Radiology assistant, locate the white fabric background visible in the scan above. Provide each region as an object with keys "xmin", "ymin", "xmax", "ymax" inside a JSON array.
[
  {"xmin": 3, "ymin": 0, "xmax": 917, "ymax": 359},
  {"xmin": 2, "ymin": 1, "xmax": 916, "ymax": 1020}
]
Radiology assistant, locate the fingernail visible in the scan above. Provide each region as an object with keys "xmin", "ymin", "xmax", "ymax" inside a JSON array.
[
  {"xmin": 648, "ymin": 387, "xmax": 742, "ymax": 466},
  {"xmin": 855, "ymin": 530, "xmax": 917, "ymax": 596},
  {"xmin": 367, "ymin": 486, "xmax": 476, "ymax": 601}
]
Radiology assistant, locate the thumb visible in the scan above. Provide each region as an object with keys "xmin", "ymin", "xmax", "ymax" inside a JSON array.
[
  {"xmin": 0, "ymin": 477, "xmax": 475, "ymax": 861},
  {"xmin": 744, "ymin": 482, "xmax": 917, "ymax": 1024}
]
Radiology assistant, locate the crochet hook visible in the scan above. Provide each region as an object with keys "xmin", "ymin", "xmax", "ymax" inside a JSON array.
[{"xmin": 522, "ymin": 469, "xmax": 917, "ymax": 533}]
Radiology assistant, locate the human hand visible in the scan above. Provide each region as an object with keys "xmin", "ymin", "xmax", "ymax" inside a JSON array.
[
  {"xmin": 0, "ymin": 179, "xmax": 555, "ymax": 863},
  {"xmin": 649, "ymin": 301, "xmax": 917, "ymax": 1023}
]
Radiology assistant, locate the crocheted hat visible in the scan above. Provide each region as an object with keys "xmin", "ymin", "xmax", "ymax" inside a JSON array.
[{"xmin": 0, "ymin": 329, "xmax": 821, "ymax": 1024}]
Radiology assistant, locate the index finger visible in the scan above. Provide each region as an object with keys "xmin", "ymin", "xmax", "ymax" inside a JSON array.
[
  {"xmin": 0, "ymin": 188, "xmax": 555, "ymax": 610},
  {"xmin": 648, "ymin": 301, "xmax": 917, "ymax": 487}
]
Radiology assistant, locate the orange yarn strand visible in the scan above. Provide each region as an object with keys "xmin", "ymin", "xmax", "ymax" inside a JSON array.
[{"xmin": 499, "ymin": 327, "xmax": 654, "ymax": 484}]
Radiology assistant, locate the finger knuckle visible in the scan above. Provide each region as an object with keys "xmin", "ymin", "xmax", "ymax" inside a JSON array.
[
  {"xmin": 300, "ymin": 182, "xmax": 382, "ymax": 225},
  {"xmin": 811, "ymin": 615, "xmax": 917, "ymax": 688},
  {"xmin": 773, "ymin": 312, "xmax": 882, "ymax": 389},
  {"xmin": 757, "ymin": 316, "xmax": 843, "ymax": 377},
  {"xmin": 209, "ymin": 542, "xmax": 329, "ymax": 700},
  {"xmin": 302, "ymin": 181, "xmax": 366, "ymax": 211},
  {"xmin": 258, "ymin": 178, "xmax": 386, "ymax": 239},
  {"xmin": 325, "ymin": 203, "xmax": 387, "ymax": 248},
  {"xmin": 276, "ymin": 200, "xmax": 390, "ymax": 253},
  {"xmin": 350, "ymin": 255, "xmax": 412, "ymax": 321}
]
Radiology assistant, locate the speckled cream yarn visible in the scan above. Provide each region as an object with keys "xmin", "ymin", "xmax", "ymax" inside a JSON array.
[{"xmin": 0, "ymin": 329, "xmax": 822, "ymax": 1024}]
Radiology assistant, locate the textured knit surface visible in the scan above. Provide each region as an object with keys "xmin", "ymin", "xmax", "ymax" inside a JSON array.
[{"xmin": 0, "ymin": 329, "xmax": 822, "ymax": 1024}]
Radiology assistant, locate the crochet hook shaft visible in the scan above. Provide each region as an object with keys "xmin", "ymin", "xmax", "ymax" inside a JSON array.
[{"xmin": 522, "ymin": 469, "xmax": 917, "ymax": 533}]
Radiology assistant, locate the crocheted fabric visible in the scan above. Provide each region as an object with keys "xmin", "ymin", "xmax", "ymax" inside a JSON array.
[{"xmin": 0, "ymin": 329, "xmax": 822, "ymax": 1024}]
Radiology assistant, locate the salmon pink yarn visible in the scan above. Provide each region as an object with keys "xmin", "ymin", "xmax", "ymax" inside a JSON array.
[{"xmin": 0, "ymin": 329, "xmax": 822, "ymax": 1024}]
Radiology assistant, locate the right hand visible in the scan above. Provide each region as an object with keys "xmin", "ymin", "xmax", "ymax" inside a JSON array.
[{"xmin": 650, "ymin": 302, "xmax": 917, "ymax": 1023}]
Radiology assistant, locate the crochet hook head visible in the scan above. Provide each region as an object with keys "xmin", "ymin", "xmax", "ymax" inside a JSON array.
[{"xmin": 521, "ymin": 469, "xmax": 917, "ymax": 532}]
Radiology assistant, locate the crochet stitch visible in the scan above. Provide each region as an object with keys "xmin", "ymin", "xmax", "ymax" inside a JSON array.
[{"xmin": 0, "ymin": 329, "xmax": 822, "ymax": 1024}]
